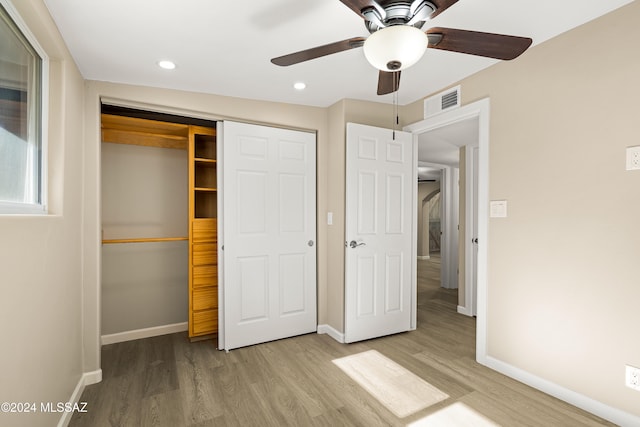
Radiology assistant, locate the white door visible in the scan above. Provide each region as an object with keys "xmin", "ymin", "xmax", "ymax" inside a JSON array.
[
  {"xmin": 221, "ymin": 121, "xmax": 316, "ymax": 350},
  {"xmin": 345, "ymin": 123, "xmax": 415, "ymax": 343}
]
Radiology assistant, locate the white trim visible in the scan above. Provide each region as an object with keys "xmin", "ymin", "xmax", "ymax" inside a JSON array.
[
  {"xmin": 57, "ymin": 370, "xmax": 102, "ymax": 427},
  {"xmin": 481, "ymin": 356, "xmax": 640, "ymax": 427},
  {"xmin": 457, "ymin": 305, "xmax": 472, "ymax": 316},
  {"xmin": 82, "ymin": 369, "xmax": 102, "ymax": 386},
  {"xmin": 0, "ymin": 0, "xmax": 49, "ymax": 215},
  {"xmin": 216, "ymin": 121, "xmax": 225, "ymax": 351},
  {"xmin": 317, "ymin": 324, "xmax": 345, "ymax": 343},
  {"xmin": 405, "ymin": 98, "xmax": 490, "ymax": 359},
  {"xmin": 464, "ymin": 145, "xmax": 478, "ymax": 317},
  {"xmin": 0, "ymin": 201, "xmax": 47, "ymax": 215},
  {"xmin": 100, "ymin": 322, "xmax": 188, "ymax": 345},
  {"xmin": 411, "ymin": 135, "xmax": 418, "ymax": 330},
  {"xmin": 475, "ymin": 100, "xmax": 490, "ymax": 359},
  {"xmin": 417, "ymin": 255, "xmax": 430, "ymax": 260}
]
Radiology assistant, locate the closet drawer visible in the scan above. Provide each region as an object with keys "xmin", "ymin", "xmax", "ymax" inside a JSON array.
[
  {"xmin": 193, "ymin": 265, "xmax": 217, "ymax": 287},
  {"xmin": 193, "ymin": 287, "xmax": 218, "ymax": 311},
  {"xmin": 192, "ymin": 309, "xmax": 218, "ymax": 335},
  {"xmin": 192, "ymin": 219, "xmax": 217, "ymax": 243},
  {"xmin": 192, "ymin": 243, "xmax": 217, "ymax": 265}
]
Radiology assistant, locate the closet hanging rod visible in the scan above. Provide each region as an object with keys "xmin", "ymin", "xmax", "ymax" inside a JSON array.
[{"xmin": 102, "ymin": 237, "xmax": 188, "ymax": 245}]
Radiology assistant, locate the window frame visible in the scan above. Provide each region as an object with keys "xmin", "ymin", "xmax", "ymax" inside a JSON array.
[{"xmin": 0, "ymin": 0, "xmax": 49, "ymax": 215}]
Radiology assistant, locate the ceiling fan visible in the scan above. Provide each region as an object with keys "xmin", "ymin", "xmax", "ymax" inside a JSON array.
[{"xmin": 271, "ymin": 0, "xmax": 532, "ymax": 95}]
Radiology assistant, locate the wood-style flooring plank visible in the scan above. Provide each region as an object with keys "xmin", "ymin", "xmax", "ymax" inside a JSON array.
[
  {"xmin": 69, "ymin": 256, "xmax": 615, "ymax": 427},
  {"xmin": 140, "ymin": 390, "xmax": 185, "ymax": 427}
]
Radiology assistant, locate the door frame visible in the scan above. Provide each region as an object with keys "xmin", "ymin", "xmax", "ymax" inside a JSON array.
[
  {"xmin": 464, "ymin": 145, "xmax": 479, "ymax": 317},
  {"xmin": 404, "ymin": 98, "xmax": 490, "ymax": 360}
]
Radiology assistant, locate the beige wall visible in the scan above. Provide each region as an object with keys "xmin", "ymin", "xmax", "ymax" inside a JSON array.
[
  {"xmin": 101, "ymin": 143, "xmax": 190, "ymax": 335},
  {"xmin": 408, "ymin": 1, "xmax": 640, "ymax": 418},
  {"xmin": 0, "ymin": 1, "xmax": 86, "ymax": 426},
  {"xmin": 326, "ymin": 100, "xmax": 346, "ymax": 331}
]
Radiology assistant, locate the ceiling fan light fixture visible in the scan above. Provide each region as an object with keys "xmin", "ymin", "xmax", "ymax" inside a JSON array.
[{"xmin": 363, "ymin": 25, "xmax": 428, "ymax": 72}]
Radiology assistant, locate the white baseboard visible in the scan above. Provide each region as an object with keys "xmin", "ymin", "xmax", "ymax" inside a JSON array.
[
  {"xmin": 417, "ymin": 255, "xmax": 431, "ymax": 260},
  {"xmin": 57, "ymin": 369, "xmax": 102, "ymax": 427},
  {"xmin": 101, "ymin": 322, "xmax": 188, "ymax": 345},
  {"xmin": 82, "ymin": 369, "xmax": 102, "ymax": 386},
  {"xmin": 479, "ymin": 355, "xmax": 640, "ymax": 427},
  {"xmin": 317, "ymin": 324, "xmax": 345, "ymax": 343},
  {"xmin": 457, "ymin": 305, "xmax": 473, "ymax": 316}
]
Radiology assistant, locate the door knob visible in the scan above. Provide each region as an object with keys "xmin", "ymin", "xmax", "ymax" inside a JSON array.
[
  {"xmin": 349, "ymin": 240, "xmax": 366, "ymax": 249},
  {"xmin": 308, "ymin": 240, "xmax": 314, "ymax": 247}
]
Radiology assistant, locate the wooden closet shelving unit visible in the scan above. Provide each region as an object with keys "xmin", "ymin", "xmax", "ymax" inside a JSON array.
[
  {"xmin": 101, "ymin": 113, "xmax": 218, "ymax": 340},
  {"xmin": 189, "ymin": 126, "xmax": 218, "ymax": 339}
]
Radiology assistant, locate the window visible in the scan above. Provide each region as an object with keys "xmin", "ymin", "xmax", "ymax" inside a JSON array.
[{"xmin": 0, "ymin": 0, "xmax": 47, "ymax": 214}]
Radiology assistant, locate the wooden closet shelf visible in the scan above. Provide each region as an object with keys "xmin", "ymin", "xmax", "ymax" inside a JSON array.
[
  {"xmin": 195, "ymin": 187, "xmax": 217, "ymax": 192},
  {"xmin": 102, "ymin": 237, "xmax": 188, "ymax": 244},
  {"xmin": 195, "ymin": 158, "xmax": 217, "ymax": 163},
  {"xmin": 101, "ymin": 114, "xmax": 190, "ymax": 149},
  {"xmin": 102, "ymin": 129, "xmax": 188, "ymax": 150}
]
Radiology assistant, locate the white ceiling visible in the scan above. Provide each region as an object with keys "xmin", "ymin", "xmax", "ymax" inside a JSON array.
[
  {"xmin": 43, "ymin": 0, "xmax": 634, "ymax": 108},
  {"xmin": 418, "ymin": 116, "xmax": 478, "ymax": 167}
]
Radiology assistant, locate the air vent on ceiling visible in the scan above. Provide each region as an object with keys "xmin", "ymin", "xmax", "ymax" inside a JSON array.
[{"xmin": 424, "ymin": 85, "xmax": 461, "ymax": 119}]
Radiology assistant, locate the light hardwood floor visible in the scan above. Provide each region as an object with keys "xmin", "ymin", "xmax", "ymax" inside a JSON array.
[{"xmin": 70, "ymin": 256, "xmax": 614, "ymax": 426}]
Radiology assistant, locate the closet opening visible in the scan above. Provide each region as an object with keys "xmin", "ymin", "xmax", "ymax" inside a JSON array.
[{"xmin": 100, "ymin": 104, "xmax": 219, "ymax": 346}]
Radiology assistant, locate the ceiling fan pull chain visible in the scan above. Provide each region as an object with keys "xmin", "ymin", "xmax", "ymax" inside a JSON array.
[
  {"xmin": 393, "ymin": 80, "xmax": 400, "ymax": 140},
  {"xmin": 392, "ymin": 89, "xmax": 397, "ymax": 141}
]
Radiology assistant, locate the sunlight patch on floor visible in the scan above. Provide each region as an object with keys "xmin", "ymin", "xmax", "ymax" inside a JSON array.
[
  {"xmin": 407, "ymin": 402, "xmax": 500, "ymax": 426},
  {"xmin": 332, "ymin": 350, "xmax": 449, "ymax": 418}
]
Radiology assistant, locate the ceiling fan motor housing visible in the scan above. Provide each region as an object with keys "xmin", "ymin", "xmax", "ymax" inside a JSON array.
[{"xmin": 364, "ymin": 0, "xmax": 436, "ymax": 33}]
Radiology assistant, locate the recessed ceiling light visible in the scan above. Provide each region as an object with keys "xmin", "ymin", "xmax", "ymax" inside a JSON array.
[
  {"xmin": 293, "ymin": 82, "xmax": 306, "ymax": 90},
  {"xmin": 158, "ymin": 60, "xmax": 176, "ymax": 70}
]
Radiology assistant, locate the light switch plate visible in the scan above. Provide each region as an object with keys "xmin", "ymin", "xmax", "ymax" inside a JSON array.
[
  {"xmin": 490, "ymin": 200, "xmax": 508, "ymax": 218},
  {"xmin": 327, "ymin": 212, "xmax": 333, "ymax": 225}
]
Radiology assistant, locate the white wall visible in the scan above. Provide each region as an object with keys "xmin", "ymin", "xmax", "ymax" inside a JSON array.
[{"xmin": 0, "ymin": 1, "xmax": 86, "ymax": 426}]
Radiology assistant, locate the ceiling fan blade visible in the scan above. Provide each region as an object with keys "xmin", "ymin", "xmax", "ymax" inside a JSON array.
[
  {"xmin": 337, "ymin": 0, "xmax": 384, "ymax": 19},
  {"xmin": 429, "ymin": 0, "xmax": 460, "ymax": 19},
  {"xmin": 377, "ymin": 71, "xmax": 401, "ymax": 95},
  {"xmin": 271, "ymin": 37, "xmax": 366, "ymax": 66},
  {"xmin": 427, "ymin": 27, "xmax": 532, "ymax": 60}
]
